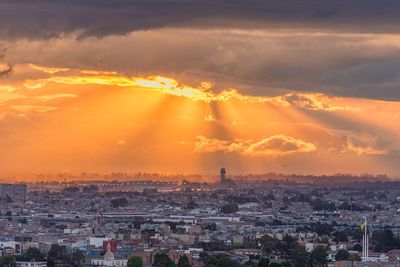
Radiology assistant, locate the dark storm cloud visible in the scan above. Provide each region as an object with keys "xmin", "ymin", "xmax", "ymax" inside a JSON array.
[{"xmin": 1, "ymin": 0, "xmax": 400, "ymax": 39}]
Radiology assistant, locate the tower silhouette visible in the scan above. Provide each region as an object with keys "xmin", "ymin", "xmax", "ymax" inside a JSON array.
[{"xmin": 220, "ymin": 168, "xmax": 226, "ymax": 183}]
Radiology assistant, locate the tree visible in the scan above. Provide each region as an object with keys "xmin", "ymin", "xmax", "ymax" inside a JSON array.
[
  {"xmin": 19, "ymin": 247, "xmax": 45, "ymax": 262},
  {"xmin": 153, "ymin": 253, "xmax": 176, "ymax": 267},
  {"xmin": 199, "ymin": 252, "xmax": 209, "ymax": 263},
  {"xmin": 204, "ymin": 223, "xmax": 217, "ymax": 231},
  {"xmin": 310, "ymin": 246, "xmax": 328, "ymax": 266},
  {"xmin": 313, "ymin": 223, "xmax": 333, "ymax": 236},
  {"xmin": 349, "ymin": 254, "xmax": 361, "ymax": 262},
  {"xmin": 291, "ymin": 245, "xmax": 310, "ymax": 267},
  {"xmin": 259, "ymin": 235, "xmax": 280, "ymax": 256},
  {"xmin": 47, "ymin": 244, "xmax": 70, "ymax": 267},
  {"xmin": 62, "ymin": 187, "xmax": 80, "ymax": 193},
  {"xmin": 371, "ymin": 227, "xmax": 400, "ymax": 252},
  {"xmin": 220, "ymin": 203, "xmax": 239, "ymax": 214},
  {"xmin": 333, "ymin": 230, "xmax": 349, "ymax": 242},
  {"xmin": 352, "ymin": 244, "xmax": 362, "ymax": 252},
  {"xmin": 19, "ymin": 218, "xmax": 28, "ymax": 224},
  {"xmin": 205, "ymin": 255, "xmax": 241, "ymax": 267},
  {"xmin": 0, "ymin": 256, "xmax": 15, "ymax": 267},
  {"xmin": 335, "ymin": 249, "xmax": 349, "ymax": 261},
  {"xmin": 353, "ymin": 228, "xmax": 363, "ymax": 242},
  {"xmin": 128, "ymin": 256, "xmax": 143, "ymax": 267},
  {"xmin": 71, "ymin": 250, "xmax": 85, "ymax": 267},
  {"xmin": 199, "ymin": 241, "xmax": 228, "ymax": 251},
  {"xmin": 257, "ymin": 257, "xmax": 269, "ymax": 267},
  {"xmin": 110, "ymin": 197, "xmax": 129, "ymax": 208},
  {"xmin": 177, "ymin": 255, "xmax": 191, "ymax": 267},
  {"xmin": 312, "ymin": 199, "xmax": 336, "ymax": 211},
  {"xmin": 244, "ymin": 260, "xmax": 257, "ymax": 267},
  {"xmin": 82, "ymin": 185, "xmax": 98, "ymax": 193},
  {"xmin": 269, "ymin": 263, "xmax": 282, "ymax": 267}
]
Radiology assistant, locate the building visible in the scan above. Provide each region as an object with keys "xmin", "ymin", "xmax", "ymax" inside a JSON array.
[
  {"xmin": 16, "ymin": 262, "xmax": 47, "ymax": 267},
  {"xmin": 220, "ymin": 168, "xmax": 226, "ymax": 183},
  {"xmin": 91, "ymin": 242, "xmax": 127, "ymax": 267},
  {"xmin": 0, "ymin": 183, "xmax": 27, "ymax": 203}
]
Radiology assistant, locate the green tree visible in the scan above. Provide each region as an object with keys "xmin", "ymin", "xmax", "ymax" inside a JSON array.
[
  {"xmin": 313, "ymin": 223, "xmax": 333, "ymax": 236},
  {"xmin": 110, "ymin": 197, "xmax": 129, "ymax": 208},
  {"xmin": 199, "ymin": 252, "xmax": 209, "ymax": 263},
  {"xmin": 220, "ymin": 203, "xmax": 239, "ymax": 214},
  {"xmin": 291, "ymin": 245, "xmax": 310, "ymax": 267},
  {"xmin": 349, "ymin": 254, "xmax": 361, "ymax": 261},
  {"xmin": 268, "ymin": 263, "xmax": 282, "ymax": 267},
  {"xmin": 244, "ymin": 260, "xmax": 257, "ymax": 267},
  {"xmin": 0, "ymin": 256, "xmax": 15, "ymax": 267},
  {"xmin": 47, "ymin": 244, "xmax": 70, "ymax": 267},
  {"xmin": 335, "ymin": 249, "xmax": 349, "ymax": 261},
  {"xmin": 19, "ymin": 247, "xmax": 46, "ymax": 262},
  {"xmin": 205, "ymin": 255, "xmax": 241, "ymax": 267},
  {"xmin": 259, "ymin": 235, "xmax": 280, "ymax": 256},
  {"xmin": 371, "ymin": 227, "xmax": 399, "ymax": 252},
  {"xmin": 352, "ymin": 244, "xmax": 362, "ymax": 252},
  {"xmin": 257, "ymin": 257, "xmax": 269, "ymax": 267},
  {"xmin": 310, "ymin": 246, "xmax": 328, "ymax": 266},
  {"xmin": 353, "ymin": 228, "xmax": 363, "ymax": 242},
  {"xmin": 177, "ymin": 255, "xmax": 191, "ymax": 267},
  {"xmin": 153, "ymin": 253, "xmax": 176, "ymax": 267},
  {"xmin": 128, "ymin": 255, "xmax": 143, "ymax": 267},
  {"xmin": 71, "ymin": 250, "xmax": 85, "ymax": 267},
  {"xmin": 332, "ymin": 230, "xmax": 349, "ymax": 242}
]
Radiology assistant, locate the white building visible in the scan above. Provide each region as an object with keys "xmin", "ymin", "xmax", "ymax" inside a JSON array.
[
  {"xmin": 16, "ymin": 262, "xmax": 47, "ymax": 267},
  {"xmin": 91, "ymin": 242, "xmax": 127, "ymax": 267}
]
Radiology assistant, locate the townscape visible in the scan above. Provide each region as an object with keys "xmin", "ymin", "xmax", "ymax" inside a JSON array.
[
  {"xmin": 3, "ymin": 1, "xmax": 400, "ymax": 267},
  {"xmin": 1, "ymin": 171, "xmax": 400, "ymax": 267}
]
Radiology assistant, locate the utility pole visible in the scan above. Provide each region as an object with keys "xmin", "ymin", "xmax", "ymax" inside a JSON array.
[{"xmin": 362, "ymin": 217, "xmax": 368, "ymax": 262}]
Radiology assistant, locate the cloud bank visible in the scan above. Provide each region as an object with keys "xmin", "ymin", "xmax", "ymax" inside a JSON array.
[{"xmin": 2, "ymin": 0, "xmax": 400, "ymax": 40}]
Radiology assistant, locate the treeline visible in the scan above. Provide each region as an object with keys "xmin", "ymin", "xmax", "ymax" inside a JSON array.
[{"xmin": 0, "ymin": 245, "xmax": 85, "ymax": 267}]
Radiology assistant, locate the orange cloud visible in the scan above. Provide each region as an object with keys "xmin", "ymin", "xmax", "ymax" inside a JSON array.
[
  {"xmin": 36, "ymin": 93, "xmax": 78, "ymax": 101},
  {"xmin": 344, "ymin": 134, "xmax": 390, "ymax": 156},
  {"xmin": 193, "ymin": 135, "xmax": 316, "ymax": 156},
  {"xmin": 275, "ymin": 93, "xmax": 360, "ymax": 112},
  {"xmin": 22, "ymin": 72, "xmax": 359, "ymax": 112},
  {"xmin": 28, "ymin": 63, "xmax": 70, "ymax": 74},
  {"xmin": 246, "ymin": 135, "xmax": 317, "ymax": 155},
  {"xmin": 194, "ymin": 136, "xmax": 250, "ymax": 153},
  {"xmin": 0, "ymin": 85, "xmax": 19, "ymax": 92},
  {"xmin": 12, "ymin": 105, "xmax": 58, "ymax": 113},
  {"xmin": 80, "ymin": 70, "xmax": 118, "ymax": 75}
]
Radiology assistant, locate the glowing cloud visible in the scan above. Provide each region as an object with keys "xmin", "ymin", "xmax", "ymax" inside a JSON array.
[
  {"xmin": 37, "ymin": 93, "xmax": 78, "ymax": 101},
  {"xmin": 344, "ymin": 134, "xmax": 390, "ymax": 156},
  {"xmin": 246, "ymin": 135, "xmax": 317, "ymax": 155},
  {"xmin": 12, "ymin": 105, "xmax": 58, "ymax": 113},
  {"xmin": 80, "ymin": 70, "xmax": 118, "ymax": 75},
  {"xmin": 23, "ymin": 72, "xmax": 359, "ymax": 112},
  {"xmin": 0, "ymin": 85, "xmax": 18, "ymax": 92},
  {"xmin": 194, "ymin": 135, "xmax": 316, "ymax": 156},
  {"xmin": 28, "ymin": 64, "xmax": 70, "ymax": 74}
]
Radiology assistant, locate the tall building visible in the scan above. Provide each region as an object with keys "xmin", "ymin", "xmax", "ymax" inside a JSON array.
[
  {"xmin": 0, "ymin": 184, "xmax": 27, "ymax": 203},
  {"xmin": 220, "ymin": 168, "xmax": 226, "ymax": 183}
]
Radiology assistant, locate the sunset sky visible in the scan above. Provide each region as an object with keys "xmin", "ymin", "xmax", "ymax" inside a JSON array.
[{"xmin": 1, "ymin": 1, "xmax": 400, "ymax": 176}]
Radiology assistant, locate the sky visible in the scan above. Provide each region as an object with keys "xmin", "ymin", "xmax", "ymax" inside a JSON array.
[{"xmin": 1, "ymin": 1, "xmax": 400, "ymax": 177}]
